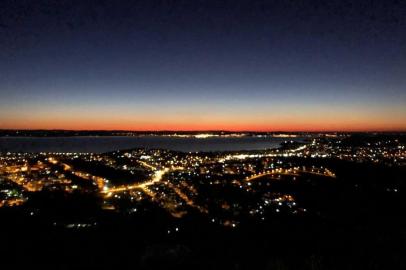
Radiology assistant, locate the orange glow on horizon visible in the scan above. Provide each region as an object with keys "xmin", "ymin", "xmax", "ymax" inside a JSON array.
[
  {"xmin": 1, "ymin": 117, "xmax": 405, "ymax": 132},
  {"xmin": 2, "ymin": 98, "xmax": 405, "ymax": 132}
]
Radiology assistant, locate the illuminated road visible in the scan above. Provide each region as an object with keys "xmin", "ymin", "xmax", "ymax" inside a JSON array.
[
  {"xmin": 246, "ymin": 167, "xmax": 336, "ymax": 181},
  {"xmin": 164, "ymin": 181, "xmax": 208, "ymax": 213},
  {"xmin": 102, "ymin": 167, "xmax": 169, "ymax": 194},
  {"xmin": 50, "ymin": 155, "xmax": 186, "ymax": 203},
  {"xmin": 138, "ymin": 160, "xmax": 156, "ymax": 170},
  {"xmin": 48, "ymin": 157, "xmax": 106, "ymax": 190},
  {"xmin": 99, "ymin": 164, "xmax": 207, "ymax": 216}
]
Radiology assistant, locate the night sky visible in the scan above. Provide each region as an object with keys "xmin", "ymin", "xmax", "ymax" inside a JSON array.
[{"xmin": 1, "ymin": 0, "xmax": 405, "ymax": 131}]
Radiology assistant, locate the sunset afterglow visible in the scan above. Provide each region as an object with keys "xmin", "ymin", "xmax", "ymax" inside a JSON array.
[{"xmin": 1, "ymin": 1, "xmax": 405, "ymax": 131}]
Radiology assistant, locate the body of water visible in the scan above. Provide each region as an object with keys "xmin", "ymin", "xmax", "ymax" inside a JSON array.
[{"xmin": 0, "ymin": 136, "xmax": 305, "ymax": 153}]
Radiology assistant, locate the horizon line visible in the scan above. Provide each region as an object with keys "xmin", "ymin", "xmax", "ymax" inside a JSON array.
[{"xmin": 1, "ymin": 128, "xmax": 406, "ymax": 133}]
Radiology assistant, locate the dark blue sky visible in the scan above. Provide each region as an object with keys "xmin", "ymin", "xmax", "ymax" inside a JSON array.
[{"xmin": 1, "ymin": 0, "xmax": 405, "ymax": 131}]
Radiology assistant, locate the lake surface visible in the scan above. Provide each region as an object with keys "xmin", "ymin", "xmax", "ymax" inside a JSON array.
[{"xmin": 0, "ymin": 136, "xmax": 306, "ymax": 153}]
